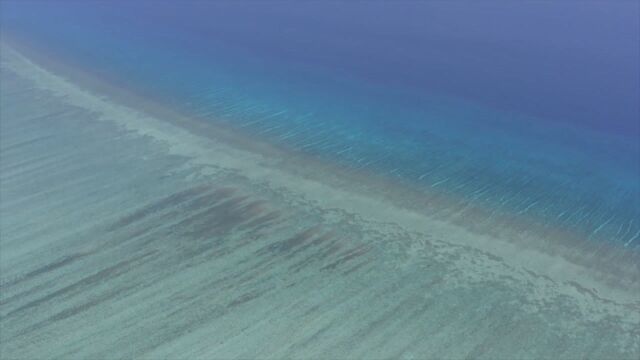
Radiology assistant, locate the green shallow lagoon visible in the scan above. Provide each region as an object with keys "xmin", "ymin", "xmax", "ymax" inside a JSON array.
[{"xmin": 1, "ymin": 47, "xmax": 639, "ymax": 359}]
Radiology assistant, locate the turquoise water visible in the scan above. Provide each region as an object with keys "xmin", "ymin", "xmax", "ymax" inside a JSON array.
[{"xmin": 2, "ymin": 1, "xmax": 638, "ymax": 249}]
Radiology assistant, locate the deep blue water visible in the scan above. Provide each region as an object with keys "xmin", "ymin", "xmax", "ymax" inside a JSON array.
[{"xmin": 2, "ymin": 1, "xmax": 639, "ymax": 248}]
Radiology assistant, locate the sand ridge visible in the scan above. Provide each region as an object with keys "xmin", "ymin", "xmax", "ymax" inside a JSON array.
[{"xmin": 2, "ymin": 43, "xmax": 639, "ymax": 318}]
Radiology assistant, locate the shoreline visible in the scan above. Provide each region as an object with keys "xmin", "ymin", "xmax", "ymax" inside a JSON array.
[
  {"xmin": 2, "ymin": 39, "xmax": 639, "ymax": 307},
  {"xmin": 4, "ymin": 33, "xmax": 638, "ymax": 248}
]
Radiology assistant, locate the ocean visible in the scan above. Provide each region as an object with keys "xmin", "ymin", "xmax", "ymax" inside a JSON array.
[
  {"xmin": 2, "ymin": 1, "xmax": 639, "ymax": 249},
  {"xmin": 1, "ymin": 1, "xmax": 639, "ymax": 358}
]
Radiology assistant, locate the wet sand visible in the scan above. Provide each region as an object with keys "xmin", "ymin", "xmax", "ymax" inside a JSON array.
[{"xmin": 1, "ymin": 44, "xmax": 639, "ymax": 359}]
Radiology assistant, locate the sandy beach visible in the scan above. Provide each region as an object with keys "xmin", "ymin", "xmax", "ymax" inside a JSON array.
[{"xmin": 1, "ymin": 44, "xmax": 639, "ymax": 359}]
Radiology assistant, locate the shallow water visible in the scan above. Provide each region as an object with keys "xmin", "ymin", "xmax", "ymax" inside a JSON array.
[{"xmin": 1, "ymin": 46, "xmax": 639, "ymax": 360}]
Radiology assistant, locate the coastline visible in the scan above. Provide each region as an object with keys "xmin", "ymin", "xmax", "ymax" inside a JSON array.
[
  {"xmin": 2, "ymin": 41, "xmax": 638, "ymax": 304},
  {"xmin": 1, "ymin": 40, "xmax": 640, "ymax": 358},
  {"xmin": 4, "ymin": 32, "xmax": 638, "ymax": 251}
]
